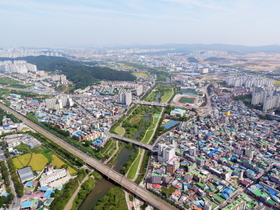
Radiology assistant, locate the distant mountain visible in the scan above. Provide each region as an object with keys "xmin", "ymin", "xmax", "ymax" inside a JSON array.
[
  {"xmin": 0, "ymin": 56, "xmax": 136, "ymax": 89},
  {"xmin": 111, "ymin": 43, "xmax": 280, "ymax": 53}
]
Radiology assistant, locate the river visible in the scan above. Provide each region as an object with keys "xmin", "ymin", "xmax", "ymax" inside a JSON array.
[{"xmin": 78, "ymin": 146, "xmax": 134, "ymax": 210}]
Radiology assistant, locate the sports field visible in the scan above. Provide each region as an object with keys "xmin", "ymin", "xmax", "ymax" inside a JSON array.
[
  {"xmin": 173, "ymin": 94, "xmax": 198, "ymax": 105},
  {"xmin": 179, "ymin": 97, "xmax": 195, "ymax": 103}
]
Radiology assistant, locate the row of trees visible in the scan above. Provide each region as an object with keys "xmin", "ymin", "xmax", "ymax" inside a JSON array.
[
  {"xmin": 7, "ymin": 159, "xmax": 24, "ymax": 197},
  {"xmin": 94, "ymin": 186, "xmax": 127, "ymax": 210},
  {"xmin": 0, "ymin": 161, "xmax": 14, "ymax": 207},
  {"xmin": 50, "ymin": 169, "xmax": 87, "ymax": 210},
  {"xmin": 72, "ymin": 177, "xmax": 97, "ymax": 209},
  {"xmin": 43, "ymin": 122, "xmax": 70, "ymax": 137}
]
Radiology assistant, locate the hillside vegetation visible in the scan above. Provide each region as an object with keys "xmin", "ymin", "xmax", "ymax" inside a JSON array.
[{"xmin": 0, "ymin": 56, "xmax": 136, "ymax": 89}]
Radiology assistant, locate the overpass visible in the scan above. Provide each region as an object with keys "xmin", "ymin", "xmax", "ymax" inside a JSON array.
[
  {"xmin": 0, "ymin": 103, "xmax": 177, "ymax": 210},
  {"xmin": 108, "ymin": 133, "xmax": 153, "ymax": 150}
]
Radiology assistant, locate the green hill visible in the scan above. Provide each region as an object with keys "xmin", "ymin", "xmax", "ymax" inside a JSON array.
[{"xmin": 0, "ymin": 56, "xmax": 136, "ymax": 89}]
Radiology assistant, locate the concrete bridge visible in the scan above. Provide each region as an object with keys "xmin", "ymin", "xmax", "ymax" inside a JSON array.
[
  {"xmin": 0, "ymin": 104, "xmax": 177, "ymax": 210},
  {"xmin": 108, "ymin": 133, "xmax": 153, "ymax": 150}
]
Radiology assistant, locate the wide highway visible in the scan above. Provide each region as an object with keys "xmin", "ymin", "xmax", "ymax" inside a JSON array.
[{"xmin": 0, "ymin": 103, "xmax": 178, "ymax": 210}]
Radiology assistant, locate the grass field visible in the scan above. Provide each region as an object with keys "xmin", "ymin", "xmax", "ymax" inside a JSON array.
[
  {"xmin": 28, "ymin": 154, "xmax": 48, "ymax": 171},
  {"xmin": 133, "ymin": 73, "xmax": 149, "ymax": 77},
  {"xmin": 51, "ymin": 154, "xmax": 77, "ymax": 175},
  {"xmin": 0, "ymin": 77, "xmax": 19, "ymax": 86},
  {"xmin": 18, "ymin": 153, "xmax": 32, "ymax": 166},
  {"xmin": 129, "ymin": 115, "xmax": 143, "ymax": 124},
  {"xmin": 114, "ymin": 126, "xmax": 125, "ymax": 136},
  {"xmin": 179, "ymin": 96, "xmax": 195, "ymax": 103},
  {"xmin": 145, "ymin": 90, "xmax": 158, "ymax": 102},
  {"xmin": 142, "ymin": 130, "xmax": 154, "ymax": 144},
  {"xmin": 127, "ymin": 150, "xmax": 142, "ymax": 179}
]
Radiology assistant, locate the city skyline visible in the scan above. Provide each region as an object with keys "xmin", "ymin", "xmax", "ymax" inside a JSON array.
[{"xmin": 1, "ymin": 0, "xmax": 280, "ymax": 47}]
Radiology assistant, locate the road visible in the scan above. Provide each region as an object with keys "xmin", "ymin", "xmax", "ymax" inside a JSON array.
[{"xmin": 0, "ymin": 103, "xmax": 177, "ymax": 210}]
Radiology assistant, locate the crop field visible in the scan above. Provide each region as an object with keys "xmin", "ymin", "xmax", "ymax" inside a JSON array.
[
  {"xmin": 133, "ymin": 73, "xmax": 149, "ymax": 77},
  {"xmin": 51, "ymin": 154, "xmax": 77, "ymax": 175},
  {"xmin": 28, "ymin": 154, "xmax": 48, "ymax": 171},
  {"xmin": 18, "ymin": 153, "xmax": 32, "ymax": 166},
  {"xmin": 12, "ymin": 158, "xmax": 24, "ymax": 169}
]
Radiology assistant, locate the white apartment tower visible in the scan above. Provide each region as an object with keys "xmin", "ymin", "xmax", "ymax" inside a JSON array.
[
  {"xmin": 117, "ymin": 92, "xmax": 132, "ymax": 106},
  {"xmin": 158, "ymin": 143, "xmax": 175, "ymax": 162}
]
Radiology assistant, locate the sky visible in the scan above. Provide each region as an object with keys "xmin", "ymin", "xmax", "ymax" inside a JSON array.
[{"xmin": 1, "ymin": 0, "xmax": 280, "ymax": 48}]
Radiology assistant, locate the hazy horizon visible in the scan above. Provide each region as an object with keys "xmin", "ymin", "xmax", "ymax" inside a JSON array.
[{"xmin": 1, "ymin": 0, "xmax": 280, "ymax": 48}]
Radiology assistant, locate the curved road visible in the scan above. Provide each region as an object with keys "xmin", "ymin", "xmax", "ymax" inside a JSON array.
[{"xmin": 0, "ymin": 103, "xmax": 177, "ymax": 210}]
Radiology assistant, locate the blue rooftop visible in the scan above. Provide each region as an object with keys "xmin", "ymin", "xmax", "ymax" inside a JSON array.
[{"xmin": 22, "ymin": 201, "xmax": 33, "ymax": 208}]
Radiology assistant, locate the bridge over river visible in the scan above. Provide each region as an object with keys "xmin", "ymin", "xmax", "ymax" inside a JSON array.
[
  {"xmin": 108, "ymin": 133, "xmax": 153, "ymax": 150},
  {"xmin": 0, "ymin": 103, "xmax": 177, "ymax": 210}
]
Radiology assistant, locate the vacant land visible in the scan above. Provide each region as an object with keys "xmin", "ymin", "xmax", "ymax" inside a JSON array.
[{"xmin": 179, "ymin": 97, "xmax": 195, "ymax": 103}]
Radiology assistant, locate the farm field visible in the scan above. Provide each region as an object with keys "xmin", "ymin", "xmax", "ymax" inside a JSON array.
[
  {"xmin": 51, "ymin": 154, "xmax": 77, "ymax": 174},
  {"xmin": 28, "ymin": 154, "xmax": 48, "ymax": 171},
  {"xmin": 133, "ymin": 72, "xmax": 149, "ymax": 77},
  {"xmin": 13, "ymin": 145, "xmax": 77, "ymax": 174},
  {"xmin": 18, "ymin": 153, "xmax": 32, "ymax": 166}
]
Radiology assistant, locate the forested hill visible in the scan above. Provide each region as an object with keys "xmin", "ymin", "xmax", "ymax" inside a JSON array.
[{"xmin": 0, "ymin": 56, "xmax": 136, "ymax": 89}]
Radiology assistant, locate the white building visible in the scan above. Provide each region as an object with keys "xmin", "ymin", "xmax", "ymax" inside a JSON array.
[
  {"xmin": 45, "ymin": 96, "xmax": 74, "ymax": 110},
  {"xmin": 117, "ymin": 92, "xmax": 132, "ymax": 106},
  {"xmin": 136, "ymin": 85, "xmax": 143, "ymax": 96},
  {"xmin": 39, "ymin": 165, "xmax": 67, "ymax": 187},
  {"xmin": 158, "ymin": 143, "xmax": 176, "ymax": 162}
]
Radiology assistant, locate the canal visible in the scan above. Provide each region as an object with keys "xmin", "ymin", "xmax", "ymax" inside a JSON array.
[{"xmin": 78, "ymin": 146, "xmax": 134, "ymax": 210}]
